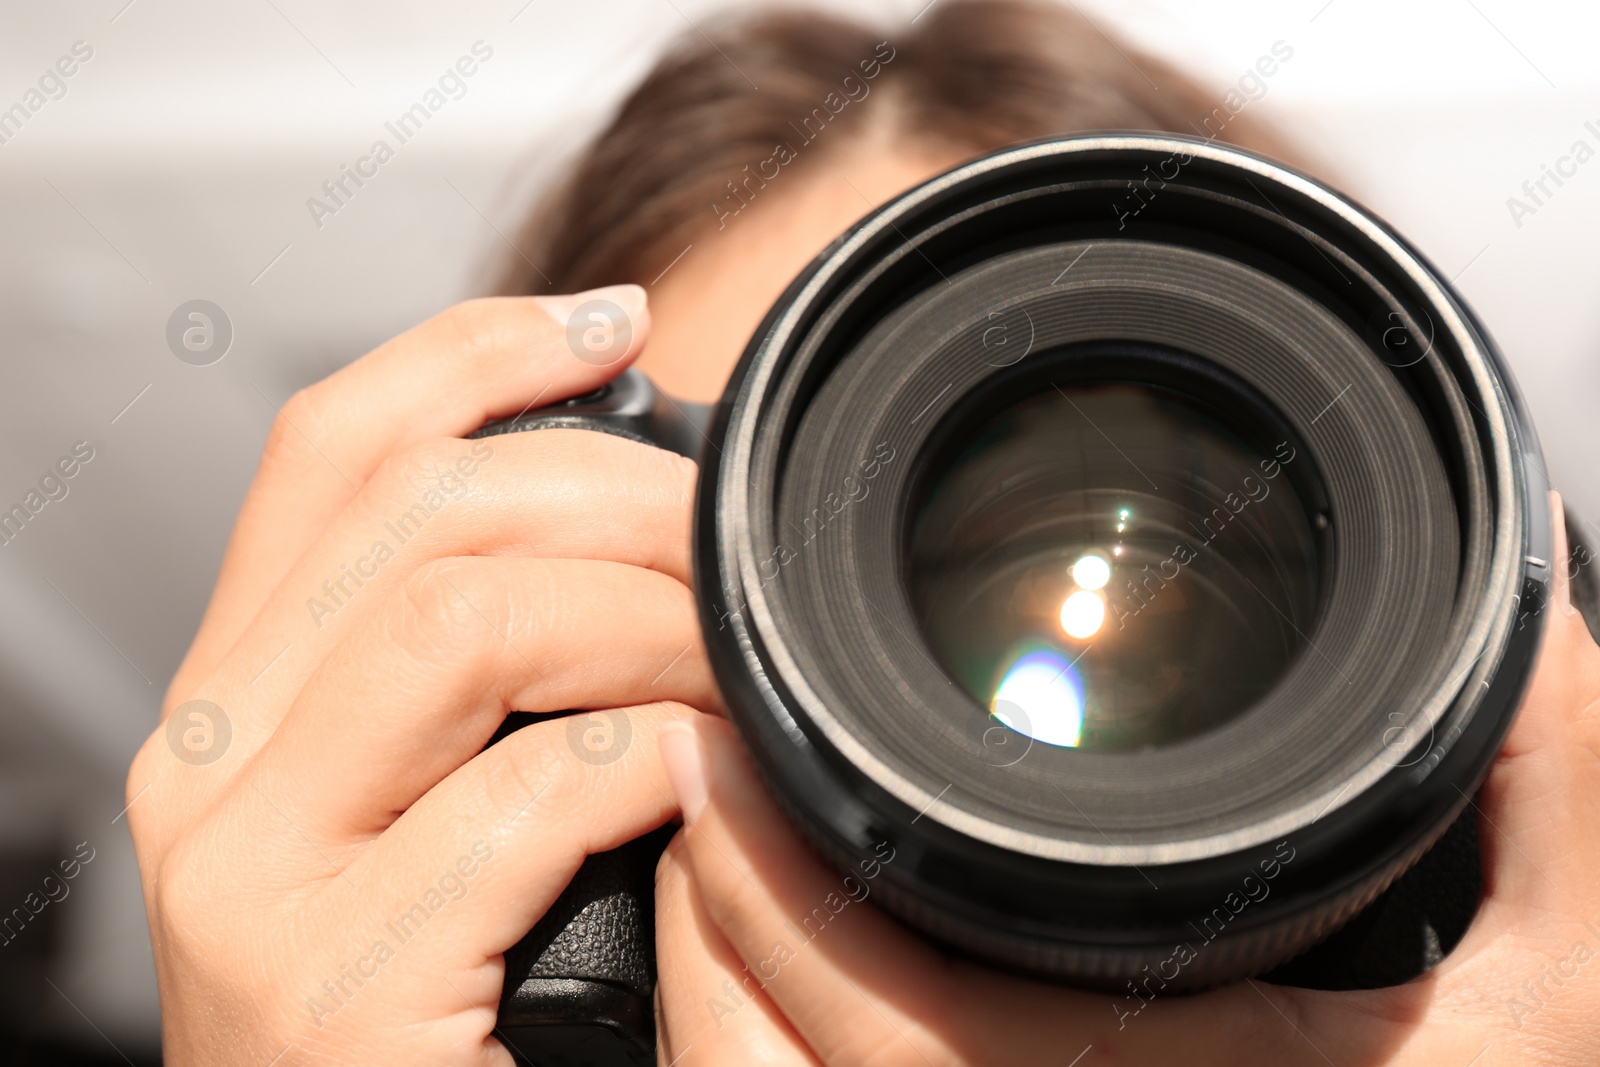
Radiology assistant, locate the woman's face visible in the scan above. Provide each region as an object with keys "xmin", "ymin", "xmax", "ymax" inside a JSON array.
[{"xmin": 637, "ymin": 138, "xmax": 969, "ymax": 402}]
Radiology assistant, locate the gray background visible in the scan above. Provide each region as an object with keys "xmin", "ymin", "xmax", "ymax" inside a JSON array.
[{"xmin": 0, "ymin": 0, "xmax": 1595, "ymax": 1058}]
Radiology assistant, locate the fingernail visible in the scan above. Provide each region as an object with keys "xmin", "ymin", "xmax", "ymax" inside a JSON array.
[
  {"xmin": 658, "ymin": 719, "xmax": 709, "ymax": 823},
  {"xmin": 592, "ymin": 283, "xmax": 646, "ymax": 320},
  {"xmin": 539, "ymin": 283, "xmax": 647, "ymax": 326},
  {"xmin": 542, "ymin": 284, "xmax": 648, "ymax": 366}
]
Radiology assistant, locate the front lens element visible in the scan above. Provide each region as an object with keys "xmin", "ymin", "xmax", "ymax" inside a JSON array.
[{"xmin": 909, "ymin": 369, "xmax": 1321, "ymax": 751}]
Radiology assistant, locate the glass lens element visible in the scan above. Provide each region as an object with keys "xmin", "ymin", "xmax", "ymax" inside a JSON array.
[{"xmin": 908, "ymin": 380, "xmax": 1319, "ymax": 751}]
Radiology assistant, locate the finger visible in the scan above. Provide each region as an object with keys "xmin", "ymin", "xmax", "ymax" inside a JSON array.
[
  {"xmin": 661, "ymin": 723, "xmax": 954, "ymax": 1066},
  {"xmin": 172, "ymin": 286, "xmax": 649, "ymax": 706},
  {"xmin": 180, "ymin": 428, "xmax": 696, "ymax": 750},
  {"xmin": 659, "ymin": 716, "xmax": 1379, "ymax": 1066},
  {"xmin": 1458, "ymin": 492, "xmax": 1600, "ymax": 951},
  {"xmin": 241, "ymin": 554, "xmax": 719, "ymax": 851},
  {"xmin": 158, "ymin": 711, "xmax": 698, "ymax": 1066},
  {"xmin": 655, "ymin": 833, "xmax": 821, "ymax": 1066},
  {"xmin": 329, "ymin": 703, "xmax": 707, "ymax": 978}
]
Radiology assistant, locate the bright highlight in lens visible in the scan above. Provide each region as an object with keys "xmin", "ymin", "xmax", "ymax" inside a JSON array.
[
  {"xmin": 992, "ymin": 649, "xmax": 1084, "ymax": 747},
  {"xmin": 1071, "ymin": 553, "xmax": 1110, "ymax": 590},
  {"xmin": 1060, "ymin": 589, "xmax": 1106, "ymax": 638}
]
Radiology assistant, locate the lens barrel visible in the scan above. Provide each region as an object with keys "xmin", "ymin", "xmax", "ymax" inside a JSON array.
[{"xmin": 694, "ymin": 136, "xmax": 1552, "ymax": 987}]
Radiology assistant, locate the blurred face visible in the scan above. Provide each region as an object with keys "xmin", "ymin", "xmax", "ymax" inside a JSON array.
[{"xmin": 639, "ymin": 137, "xmax": 969, "ymax": 402}]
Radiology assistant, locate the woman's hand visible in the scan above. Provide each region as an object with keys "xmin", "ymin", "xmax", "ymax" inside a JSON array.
[
  {"xmin": 655, "ymin": 495, "xmax": 1600, "ymax": 1066},
  {"xmin": 126, "ymin": 285, "xmax": 720, "ymax": 1065}
]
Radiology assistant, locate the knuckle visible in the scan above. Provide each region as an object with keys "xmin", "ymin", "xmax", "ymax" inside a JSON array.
[
  {"xmin": 482, "ymin": 726, "xmax": 574, "ymax": 822},
  {"xmin": 151, "ymin": 839, "xmax": 219, "ymax": 949},
  {"xmin": 124, "ymin": 741, "xmax": 160, "ymax": 837},
  {"xmin": 653, "ymin": 449, "xmax": 699, "ymax": 509},
  {"xmin": 393, "ymin": 558, "xmax": 508, "ymax": 667},
  {"xmin": 369, "ymin": 436, "xmax": 473, "ymax": 505},
  {"xmin": 263, "ymin": 386, "xmax": 322, "ymax": 464},
  {"xmin": 644, "ymin": 450, "xmax": 699, "ymax": 533}
]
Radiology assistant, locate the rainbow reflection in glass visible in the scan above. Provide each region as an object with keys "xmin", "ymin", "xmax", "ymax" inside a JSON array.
[{"xmin": 990, "ymin": 647, "xmax": 1085, "ymax": 748}]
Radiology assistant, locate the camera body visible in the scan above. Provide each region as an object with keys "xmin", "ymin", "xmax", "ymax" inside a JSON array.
[{"xmin": 479, "ymin": 136, "xmax": 1559, "ymax": 1066}]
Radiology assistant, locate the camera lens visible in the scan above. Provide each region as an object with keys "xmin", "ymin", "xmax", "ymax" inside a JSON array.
[
  {"xmin": 909, "ymin": 357, "xmax": 1321, "ymax": 752},
  {"xmin": 697, "ymin": 136, "xmax": 1552, "ymax": 988}
]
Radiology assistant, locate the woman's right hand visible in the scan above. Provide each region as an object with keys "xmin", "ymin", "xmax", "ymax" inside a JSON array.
[{"xmin": 125, "ymin": 285, "xmax": 719, "ymax": 1065}]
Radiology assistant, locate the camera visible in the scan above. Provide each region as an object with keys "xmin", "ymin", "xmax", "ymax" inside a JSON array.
[{"xmin": 478, "ymin": 135, "xmax": 1555, "ymax": 1066}]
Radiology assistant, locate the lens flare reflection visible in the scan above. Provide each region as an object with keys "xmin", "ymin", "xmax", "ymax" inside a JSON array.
[
  {"xmin": 1059, "ymin": 589, "xmax": 1106, "ymax": 639},
  {"xmin": 991, "ymin": 648, "xmax": 1084, "ymax": 747},
  {"xmin": 1071, "ymin": 553, "xmax": 1110, "ymax": 590}
]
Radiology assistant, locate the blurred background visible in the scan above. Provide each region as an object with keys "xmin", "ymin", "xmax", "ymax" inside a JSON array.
[{"xmin": 0, "ymin": 0, "xmax": 1595, "ymax": 1061}]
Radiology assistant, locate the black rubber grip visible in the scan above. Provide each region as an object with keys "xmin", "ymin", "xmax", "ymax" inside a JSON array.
[
  {"xmin": 482, "ymin": 712, "xmax": 675, "ymax": 1067},
  {"xmin": 496, "ymin": 826, "xmax": 675, "ymax": 1066}
]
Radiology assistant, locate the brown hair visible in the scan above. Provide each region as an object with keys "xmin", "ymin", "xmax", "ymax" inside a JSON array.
[{"xmin": 500, "ymin": 0, "xmax": 1302, "ymax": 295}]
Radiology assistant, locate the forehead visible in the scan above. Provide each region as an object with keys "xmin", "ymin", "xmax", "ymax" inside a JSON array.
[{"xmin": 635, "ymin": 143, "xmax": 969, "ymax": 403}]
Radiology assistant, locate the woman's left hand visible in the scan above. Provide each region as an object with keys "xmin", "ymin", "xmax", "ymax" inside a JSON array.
[{"xmin": 651, "ymin": 494, "xmax": 1600, "ymax": 1066}]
